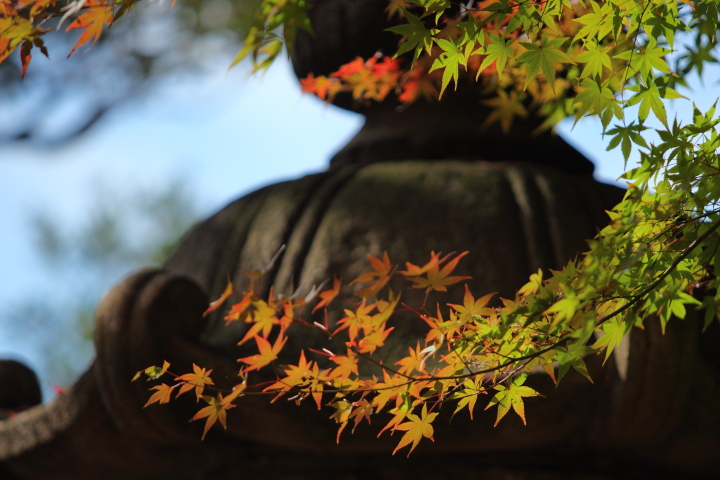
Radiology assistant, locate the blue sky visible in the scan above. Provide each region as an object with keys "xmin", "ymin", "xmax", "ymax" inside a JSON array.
[{"xmin": 0, "ymin": 56, "xmax": 715, "ymax": 390}]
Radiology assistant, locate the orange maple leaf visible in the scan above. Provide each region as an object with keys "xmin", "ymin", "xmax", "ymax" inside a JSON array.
[
  {"xmin": 335, "ymin": 299, "xmax": 376, "ymax": 342},
  {"xmin": 299, "ymin": 73, "xmax": 342, "ymax": 100},
  {"xmin": 349, "ymin": 398, "xmax": 374, "ymax": 433},
  {"xmin": 238, "ymin": 299, "xmax": 280, "ymax": 345},
  {"xmin": 371, "ymin": 56, "xmax": 401, "ymax": 76},
  {"xmin": 312, "ymin": 277, "xmax": 341, "ymax": 312},
  {"xmin": 224, "ymin": 291, "xmax": 252, "ymax": 323},
  {"xmin": 351, "ymin": 252, "xmax": 394, "ymax": 298},
  {"xmin": 176, "ymin": 364, "xmax": 214, "ymax": 402},
  {"xmin": 358, "ymin": 325, "xmax": 394, "ymax": 354},
  {"xmin": 144, "ymin": 383, "xmax": 175, "ymax": 407},
  {"xmin": 330, "ymin": 57, "xmax": 367, "ymax": 79},
  {"xmin": 399, "ymin": 251, "xmax": 441, "ymax": 277},
  {"xmin": 238, "ymin": 334, "xmax": 287, "ymax": 373},
  {"xmin": 328, "ymin": 352, "xmax": 358, "ymax": 380},
  {"xmin": 191, "ymin": 383, "xmax": 245, "ymax": 440},
  {"xmin": 204, "ymin": 280, "xmax": 234, "ymax": 316},
  {"xmin": 408, "ymin": 251, "xmax": 471, "ymax": 293},
  {"xmin": 264, "ymin": 350, "xmax": 313, "ymax": 401},
  {"xmin": 65, "ymin": 0, "xmax": 113, "ymax": 57},
  {"xmin": 395, "ymin": 343, "xmax": 427, "ymax": 375}
]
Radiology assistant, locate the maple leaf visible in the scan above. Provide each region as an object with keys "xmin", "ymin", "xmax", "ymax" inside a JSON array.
[
  {"xmin": 395, "ymin": 343, "xmax": 427, "ymax": 375},
  {"xmin": 516, "ymin": 35, "xmax": 574, "ymax": 91},
  {"xmin": 484, "ymin": 374, "xmax": 541, "ymax": 426},
  {"xmin": 328, "ymin": 352, "xmax": 358, "ymax": 380},
  {"xmin": 481, "ymin": 89, "xmax": 529, "ymax": 134},
  {"xmin": 224, "ymin": 291, "xmax": 252, "ymax": 323},
  {"xmin": 386, "ymin": 10, "xmax": 437, "ymax": 61},
  {"xmin": 451, "ymin": 379, "xmax": 485, "ymax": 420},
  {"xmin": 144, "ymin": 383, "xmax": 175, "ymax": 407},
  {"xmin": 264, "ymin": 350, "xmax": 313, "ymax": 401},
  {"xmin": 429, "ymin": 37, "xmax": 467, "ymax": 97},
  {"xmin": 19, "ymin": 39, "xmax": 31, "ymax": 79},
  {"xmin": 238, "ymin": 299, "xmax": 280, "ymax": 345},
  {"xmin": 575, "ymin": 41, "xmax": 611, "ymax": 79},
  {"xmin": 176, "ymin": 364, "xmax": 215, "ymax": 402},
  {"xmin": 238, "ymin": 334, "xmax": 287, "ymax": 373},
  {"xmin": 592, "ymin": 319, "xmax": 626, "ymax": 364},
  {"xmin": 306, "ymin": 362, "xmax": 330, "ymax": 409},
  {"xmin": 351, "ymin": 252, "xmax": 394, "ymax": 298},
  {"xmin": 385, "ymin": 0, "xmax": 410, "ymax": 19},
  {"xmin": 330, "ymin": 57, "xmax": 367, "ymax": 79},
  {"xmin": 65, "ymin": 0, "xmax": 113, "ymax": 57},
  {"xmin": 392, "ymin": 405, "xmax": 438, "ymax": 456},
  {"xmin": 371, "ymin": 291, "xmax": 401, "ymax": 327},
  {"xmin": 358, "ymin": 325, "xmax": 394, "ymax": 354},
  {"xmin": 518, "ymin": 269, "xmax": 543, "ymax": 296},
  {"xmin": 615, "ymin": 38, "xmax": 672, "ymax": 79},
  {"xmin": 205, "ymin": 280, "xmax": 234, "ymax": 316},
  {"xmin": 449, "ymin": 285, "xmax": 496, "ymax": 323},
  {"xmin": 329, "ymin": 400, "xmax": 352, "ymax": 442},
  {"xmin": 371, "ymin": 56, "xmax": 401, "ymax": 77},
  {"xmin": 349, "ymin": 398, "xmax": 374, "ymax": 433},
  {"xmin": 398, "ymin": 73, "xmax": 437, "ymax": 103},
  {"xmin": 299, "ymin": 73, "xmax": 341, "ymax": 100},
  {"xmin": 408, "ymin": 251, "xmax": 470, "ymax": 293},
  {"xmin": 191, "ymin": 390, "xmax": 240, "ymax": 440},
  {"xmin": 335, "ymin": 300, "xmax": 376, "ymax": 342},
  {"xmin": 0, "ymin": 16, "xmax": 36, "ymax": 65},
  {"xmin": 476, "ymin": 33, "xmax": 515, "ymax": 80},
  {"xmin": 29, "ymin": 0, "xmax": 54, "ymax": 15},
  {"xmin": 572, "ymin": 78, "xmax": 621, "ymax": 128},
  {"xmin": 399, "ymin": 251, "xmax": 440, "ymax": 276},
  {"xmin": 312, "ymin": 276, "xmax": 341, "ymax": 313},
  {"xmin": 134, "ymin": 360, "xmax": 171, "ymax": 382}
]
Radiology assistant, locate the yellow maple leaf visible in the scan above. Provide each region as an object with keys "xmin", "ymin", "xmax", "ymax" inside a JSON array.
[{"xmin": 392, "ymin": 405, "xmax": 437, "ymax": 456}]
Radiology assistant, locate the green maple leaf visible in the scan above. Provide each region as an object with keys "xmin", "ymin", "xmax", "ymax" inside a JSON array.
[
  {"xmin": 625, "ymin": 81, "xmax": 680, "ymax": 127},
  {"xmin": 517, "ymin": 35, "xmax": 574, "ymax": 91},
  {"xmin": 575, "ymin": 41, "xmax": 611, "ymax": 79},
  {"xmin": 476, "ymin": 33, "xmax": 515, "ymax": 80},
  {"xmin": 592, "ymin": 319, "xmax": 626, "ymax": 364},
  {"xmin": 573, "ymin": 0, "xmax": 615, "ymax": 42},
  {"xmin": 605, "ymin": 122, "xmax": 649, "ymax": 164},
  {"xmin": 573, "ymin": 77, "xmax": 622, "ymax": 128},
  {"xmin": 554, "ymin": 344, "xmax": 594, "ymax": 384},
  {"xmin": 429, "ymin": 38, "xmax": 467, "ymax": 97},
  {"xmin": 386, "ymin": 10, "xmax": 438, "ymax": 61},
  {"xmin": 615, "ymin": 38, "xmax": 672, "ymax": 80},
  {"xmin": 484, "ymin": 374, "xmax": 541, "ymax": 426}
]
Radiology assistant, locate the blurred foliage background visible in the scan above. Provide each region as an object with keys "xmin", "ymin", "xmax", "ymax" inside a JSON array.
[
  {"xmin": 0, "ymin": 0, "xmax": 266, "ymax": 395},
  {"xmin": 0, "ymin": 0, "xmax": 261, "ymax": 144},
  {"xmin": 1, "ymin": 178, "xmax": 201, "ymax": 393}
]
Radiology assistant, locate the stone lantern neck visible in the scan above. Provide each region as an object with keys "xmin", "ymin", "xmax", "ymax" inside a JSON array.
[{"xmin": 329, "ymin": 94, "xmax": 595, "ymax": 175}]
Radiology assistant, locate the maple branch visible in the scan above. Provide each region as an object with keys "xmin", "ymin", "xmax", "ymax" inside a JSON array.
[{"xmin": 597, "ymin": 217, "xmax": 720, "ymax": 326}]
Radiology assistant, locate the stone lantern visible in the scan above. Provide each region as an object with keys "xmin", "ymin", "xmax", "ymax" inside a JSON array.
[{"xmin": 1, "ymin": 1, "xmax": 718, "ymax": 478}]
